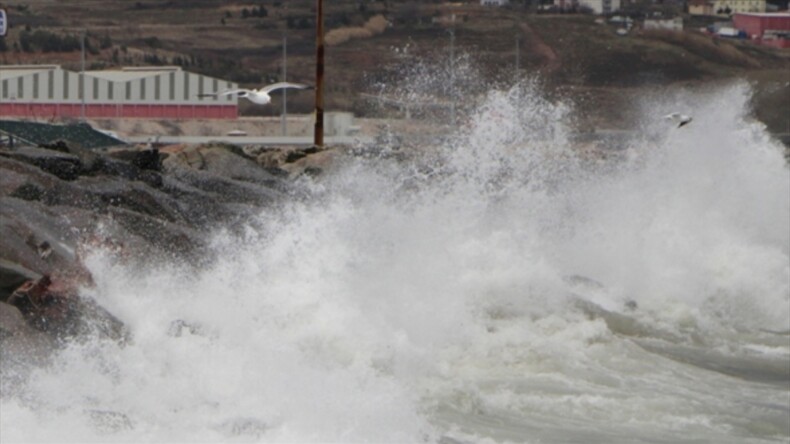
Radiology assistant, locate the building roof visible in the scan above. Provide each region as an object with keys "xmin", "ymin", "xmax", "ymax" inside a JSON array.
[
  {"xmin": 688, "ymin": 0, "xmax": 711, "ymax": 6},
  {"xmin": 1, "ymin": 64, "xmax": 230, "ymax": 86},
  {"xmin": 0, "ymin": 120, "xmax": 126, "ymax": 149},
  {"xmin": 734, "ymin": 12, "xmax": 790, "ymax": 17},
  {"xmin": 0, "ymin": 65, "xmax": 59, "ymax": 82},
  {"xmin": 86, "ymin": 66, "xmax": 184, "ymax": 82},
  {"xmin": 0, "ymin": 65, "xmax": 179, "ymax": 83}
]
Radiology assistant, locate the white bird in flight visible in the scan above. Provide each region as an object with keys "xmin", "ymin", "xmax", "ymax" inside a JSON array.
[
  {"xmin": 198, "ymin": 82, "xmax": 311, "ymax": 105},
  {"xmin": 664, "ymin": 112, "xmax": 693, "ymax": 128}
]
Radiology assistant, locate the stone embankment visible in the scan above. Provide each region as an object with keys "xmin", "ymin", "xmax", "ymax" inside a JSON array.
[{"xmin": 0, "ymin": 140, "xmax": 335, "ymax": 350}]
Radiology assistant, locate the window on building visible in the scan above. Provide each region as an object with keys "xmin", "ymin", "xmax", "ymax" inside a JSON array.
[{"xmin": 48, "ymin": 71, "xmax": 54, "ymax": 99}]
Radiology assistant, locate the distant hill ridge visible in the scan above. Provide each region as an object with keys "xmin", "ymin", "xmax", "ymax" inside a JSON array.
[{"xmin": 2, "ymin": 1, "xmax": 788, "ymax": 130}]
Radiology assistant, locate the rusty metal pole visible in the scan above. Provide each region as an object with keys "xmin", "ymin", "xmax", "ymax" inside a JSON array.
[{"xmin": 313, "ymin": 0, "xmax": 324, "ymax": 148}]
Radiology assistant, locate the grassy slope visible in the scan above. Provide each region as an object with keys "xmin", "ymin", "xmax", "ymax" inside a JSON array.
[{"xmin": 4, "ymin": 0, "xmax": 789, "ymax": 131}]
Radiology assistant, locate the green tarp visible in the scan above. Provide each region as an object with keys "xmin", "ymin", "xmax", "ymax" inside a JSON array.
[{"xmin": 0, "ymin": 120, "xmax": 126, "ymax": 149}]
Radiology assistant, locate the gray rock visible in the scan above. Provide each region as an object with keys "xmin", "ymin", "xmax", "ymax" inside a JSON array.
[
  {"xmin": 106, "ymin": 147, "xmax": 163, "ymax": 172},
  {"xmin": 40, "ymin": 139, "xmax": 102, "ymax": 173},
  {"xmin": 1, "ymin": 139, "xmax": 294, "ymax": 346},
  {"xmin": 199, "ymin": 146, "xmax": 281, "ymax": 187},
  {"xmin": 0, "ymin": 198, "xmax": 84, "ymax": 296},
  {"xmin": 1, "ymin": 146, "xmax": 84, "ymax": 180},
  {"xmin": 166, "ymin": 167, "xmax": 281, "ymax": 207},
  {"xmin": 0, "ymin": 298, "xmax": 35, "ymax": 338}
]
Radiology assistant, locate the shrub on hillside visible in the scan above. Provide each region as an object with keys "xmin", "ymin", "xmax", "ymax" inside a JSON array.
[
  {"xmin": 326, "ymin": 15, "xmax": 388, "ymax": 46},
  {"xmin": 643, "ymin": 29, "xmax": 760, "ymax": 68},
  {"xmin": 18, "ymin": 30, "xmax": 86, "ymax": 53}
]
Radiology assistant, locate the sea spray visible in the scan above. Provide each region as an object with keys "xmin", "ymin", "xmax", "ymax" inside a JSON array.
[{"xmin": 1, "ymin": 79, "xmax": 788, "ymax": 443}]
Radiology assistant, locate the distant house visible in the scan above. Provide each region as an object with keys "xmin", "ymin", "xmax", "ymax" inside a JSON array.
[
  {"xmin": 609, "ymin": 15, "xmax": 634, "ymax": 27},
  {"xmin": 689, "ymin": 0, "xmax": 715, "ymax": 15},
  {"xmin": 644, "ymin": 17, "xmax": 684, "ymax": 30},
  {"xmin": 481, "ymin": 0, "xmax": 510, "ymax": 5},
  {"xmin": 554, "ymin": 0, "xmax": 620, "ymax": 14},
  {"xmin": 553, "ymin": 0, "xmax": 577, "ymax": 11},
  {"xmin": 711, "ymin": 0, "xmax": 767, "ymax": 16},
  {"xmin": 579, "ymin": 0, "xmax": 621, "ymax": 14}
]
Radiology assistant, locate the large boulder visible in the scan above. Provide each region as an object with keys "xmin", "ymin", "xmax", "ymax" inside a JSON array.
[
  {"xmin": 105, "ymin": 147, "xmax": 163, "ymax": 172},
  {"xmin": 1, "ymin": 141, "xmax": 292, "ymax": 343},
  {"xmin": 0, "ymin": 197, "xmax": 87, "ymax": 300},
  {"xmin": 3, "ymin": 146, "xmax": 85, "ymax": 181},
  {"xmin": 254, "ymin": 146, "xmax": 339, "ymax": 178},
  {"xmin": 198, "ymin": 145, "xmax": 282, "ymax": 187}
]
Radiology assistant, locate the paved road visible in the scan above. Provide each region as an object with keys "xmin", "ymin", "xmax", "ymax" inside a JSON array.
[{"xmin": 125, "ymin": 135, "xmax": 373, "ymax": 146}]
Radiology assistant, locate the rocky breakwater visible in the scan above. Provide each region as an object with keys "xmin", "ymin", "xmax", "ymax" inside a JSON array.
[{"xmin": 0, "ymin": 141, "xmax": 336, "ymax": 357}]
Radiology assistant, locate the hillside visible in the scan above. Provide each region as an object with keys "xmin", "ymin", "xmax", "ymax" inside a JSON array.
[{"xmin": 2, "ymin": 1, "xmax": 789, "ymax": 132}]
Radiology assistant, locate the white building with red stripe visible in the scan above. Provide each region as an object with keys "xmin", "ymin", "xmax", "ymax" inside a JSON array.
[{"xmin": 0, "ymin": 65, "xmax": 239, "ymax": 120}]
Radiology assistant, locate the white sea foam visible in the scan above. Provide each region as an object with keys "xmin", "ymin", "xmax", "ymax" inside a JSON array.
[{"xmin": 1, "ymin": 80, "xmax": 788, "ymax": 443}]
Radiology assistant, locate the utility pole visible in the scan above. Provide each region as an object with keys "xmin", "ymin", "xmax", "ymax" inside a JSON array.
[
  {"xmin": 514, "ymin": 29, "xmax": 521, "ymax": 120},
  {"xmin": 281, "ymin": 34, "xmax": 287, "ymax": 136},
  {"xmin": 0, "ymin": 8, "xmax": 7, "ymax": 123},
  {"xmin": 448, "ymin": 26, "xmax": 456, "ymax": 127},
  {"xmin": 515, "ymin": 34, "xmax": 520, "ymax": 80},
  {"xmin": 450, "ymin": 28, "xmax": 456, "ymax": 126},
  {"xmin": 313, "ymin": 0, "xmax": 324, "ymax": 147},
  {"xmin": 80, "ymin": 31, "xmax": 86, "ymax": 122}
]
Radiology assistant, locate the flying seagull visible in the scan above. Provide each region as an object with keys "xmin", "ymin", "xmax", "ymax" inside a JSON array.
[
  {"xmin": 664, "ymin": 112, "xmax": 693, "ymax": 128},
  {"xmin": 198, "ymin": 82, "xmax": 312, "ymax": 105}
]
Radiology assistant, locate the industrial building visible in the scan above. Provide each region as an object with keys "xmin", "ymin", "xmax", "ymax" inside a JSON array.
[
  {"xmin": 733, "ymin": 12, "xmax": 790, "ymax": 47},
  {"xmin": 0, "ymin": 65, "xmax": 239, "ymax": 120}
]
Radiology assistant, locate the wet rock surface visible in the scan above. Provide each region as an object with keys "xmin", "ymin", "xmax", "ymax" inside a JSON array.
[{"xmin": 0, "ymin": 140, "xmax": 335, "ymax": 347}]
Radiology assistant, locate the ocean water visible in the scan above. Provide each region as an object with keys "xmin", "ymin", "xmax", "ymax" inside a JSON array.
[{"xmin": 1, "ymin": 81, "xmax": 788, "ymax": 443}]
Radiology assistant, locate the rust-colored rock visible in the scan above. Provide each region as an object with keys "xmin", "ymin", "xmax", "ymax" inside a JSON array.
[{"xmin": 7, "ymin": 275, "xmax": 79, "ymax": 337}]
